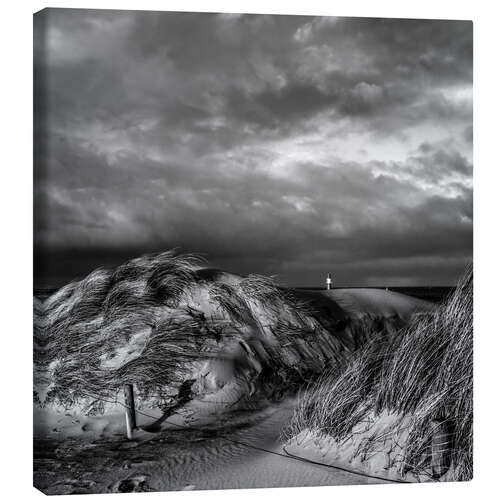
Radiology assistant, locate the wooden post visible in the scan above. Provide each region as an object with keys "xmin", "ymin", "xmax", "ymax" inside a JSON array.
[
  {"xmin": 430, "ymin": 417, "xmax": 453, "ymax": 479},
  {"xmin": 124, "ymin": 384, "xmax": 136, "ymax": 440}
]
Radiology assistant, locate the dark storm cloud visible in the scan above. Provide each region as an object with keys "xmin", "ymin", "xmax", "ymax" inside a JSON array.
[{"xmin": 34, "ymin": 9, "xmax": 472, "ymax": 287}]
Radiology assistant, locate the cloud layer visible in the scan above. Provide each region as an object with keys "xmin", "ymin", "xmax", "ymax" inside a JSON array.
[{"xmin": 34, "ymin": 10, "xmax": 472, "ymax": 287}]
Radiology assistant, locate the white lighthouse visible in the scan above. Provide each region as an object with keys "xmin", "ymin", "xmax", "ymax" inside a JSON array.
[{"xmin": 326, "ymin": 272, "xmax": 333, "ymax": 290}]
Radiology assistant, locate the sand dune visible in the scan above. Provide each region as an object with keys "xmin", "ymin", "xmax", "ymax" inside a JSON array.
[
  {"xmin": 34, "ymin": 252, "xmax": 432, "ymax": 438},
  {"xmin": 33, "ymin": 251, "xmax": 434, "ymax": 493},
  {"xmin": 285, "ymin": 268, "xmax": 472, "ymax": 483},
  {"xmin": 322, "ymin": 288, "xmax": 433, "ymax": 319}
]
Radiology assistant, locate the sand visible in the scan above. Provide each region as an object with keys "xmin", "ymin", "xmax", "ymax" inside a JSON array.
[
  {"xmin": 286, "ymin": 415, "xmax": 418, "ymax": 484},
  {"xmin": 34, "ymin": 283, "xmax": 432, "ymax": 494},
  {"xmin": 325, "ymin": 288, "xmax": 433, "ymax": 319},
  {"xmin": 34, "ymin": 399, "xmax": 384, "ymax": 495}
]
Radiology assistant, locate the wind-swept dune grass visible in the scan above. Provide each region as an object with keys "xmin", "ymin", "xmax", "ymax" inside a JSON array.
[
  {"xmin": 285, "ymin": 266, "xmax": 472, "ymax": 481},
  {"xmin": 35, "ymin": 250, "xmax": 362, "ymax": 413},
  {"xmin": 34, "ymin": 248, "xmax": 434, "ymax": 438},
  {"xmin": 35, "ymin": 251, "xmax": 207, "ymax": 407}
]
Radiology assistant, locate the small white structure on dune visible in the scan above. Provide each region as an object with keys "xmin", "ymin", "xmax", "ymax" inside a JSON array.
[{"xmin": 326, "ymin": 273, "xmax": 333, "ymax": 290}]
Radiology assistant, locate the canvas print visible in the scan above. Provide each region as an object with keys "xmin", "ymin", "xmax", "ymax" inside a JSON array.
[{"xmin": 33, "ymin": 8, "xmax": 473, "ymax": 495}]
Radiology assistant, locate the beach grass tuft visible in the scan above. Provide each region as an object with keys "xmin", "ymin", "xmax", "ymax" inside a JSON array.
[{"xmin": 285, "ymin": 266, "xmax": 472, "ymax": 481}]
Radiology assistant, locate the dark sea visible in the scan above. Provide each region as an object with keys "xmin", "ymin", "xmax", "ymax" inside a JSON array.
[{"xmin": 34, "ymin": 288, "xmax": 58, "ymax": 301}]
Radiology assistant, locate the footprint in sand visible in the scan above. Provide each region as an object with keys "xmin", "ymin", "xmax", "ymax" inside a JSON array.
[{"xmin": 112, "ymin": 475, "xmax": 150, "ymax": 493}]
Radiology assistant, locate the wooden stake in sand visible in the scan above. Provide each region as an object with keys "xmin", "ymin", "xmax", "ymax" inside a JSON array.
[
  {"xmin": 430, "ymin": 417, "xmax": 453, "ymax": 479},
  {"xmin": 124, "ymin": 384, "xmax": 137, "ymax": 440}
]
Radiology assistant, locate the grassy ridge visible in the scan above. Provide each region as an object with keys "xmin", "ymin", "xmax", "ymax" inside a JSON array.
[
  {"xmin": 34, "ymin": 250, "xmax": 358, "ymax": 411},
  {"xmin": 285, "ymin": 266, "xmax": 472, "ymax": 481},
  {"xmin": 34, "ymin": 250, "xmax": 414, "ymax": 415},
  {"xmin": 35, "ymin": 251, "xmax": 205, "ymax": 409}
]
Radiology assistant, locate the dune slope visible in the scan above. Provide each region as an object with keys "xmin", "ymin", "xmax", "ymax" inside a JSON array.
[
  {"xmin": 285, "ymin": 267, "xmax": 472, "ymax": 482},
  {"xmin": 34, "ymin": 250, "xmax": 431, "ymax": 438}
]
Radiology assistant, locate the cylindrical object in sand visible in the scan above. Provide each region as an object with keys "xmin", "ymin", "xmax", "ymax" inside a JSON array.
[
  {"xmin": 430, "ymin": 418, "xmax": 453, "ymax": 479},
  {"xmin": 124, "ymin": 384, "xmax": 136, "ymax": 439}
]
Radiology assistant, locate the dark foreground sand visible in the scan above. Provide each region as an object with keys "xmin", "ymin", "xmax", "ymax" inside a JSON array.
[{"xmin": 34, "ymin": 398, "xmax": 384, "ymax": 495}]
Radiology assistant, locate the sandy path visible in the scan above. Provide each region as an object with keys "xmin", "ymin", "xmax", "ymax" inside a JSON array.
[{"xmin": 34, "ymin": 400, "xmax": 382, "ymax": 494}]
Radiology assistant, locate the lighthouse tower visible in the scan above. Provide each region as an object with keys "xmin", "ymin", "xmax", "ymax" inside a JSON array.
[{"xmin": 326, "ymin": 273, "xmax": 333, "ymax": 290}]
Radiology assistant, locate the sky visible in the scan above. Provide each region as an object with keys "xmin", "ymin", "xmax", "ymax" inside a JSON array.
[{"xmin": 34, "ymin": 9, "xmax": 473, "ymax": 288}]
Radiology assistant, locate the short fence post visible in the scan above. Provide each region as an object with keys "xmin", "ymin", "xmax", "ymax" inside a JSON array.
[
  {"xmin": 430, "ymin": 417, "xmax": 453, "ymax": 479},
  {"xmin": 124, "ymin": 384, "xmax": 137, "ymax": 440}
]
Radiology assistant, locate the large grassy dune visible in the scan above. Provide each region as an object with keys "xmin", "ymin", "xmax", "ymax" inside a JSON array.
[
  {"xmin": 285, "ymin": 266, "xmax": 472, "ymax": 482},
  {"xmin": 34, "ymin": 249, "xmax": 433, "ymax": 440}
]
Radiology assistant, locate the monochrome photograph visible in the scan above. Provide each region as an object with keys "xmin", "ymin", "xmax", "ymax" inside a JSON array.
[{"xmin": 33, "ymin": 8, "xmax": 472, "ymax": 495}]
